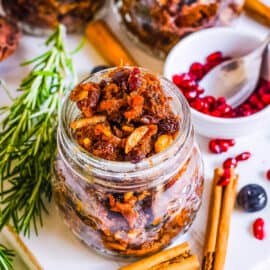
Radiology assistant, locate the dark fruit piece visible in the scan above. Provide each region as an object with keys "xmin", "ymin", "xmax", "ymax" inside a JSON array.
[
  {"xmin": 90, "ymin": 65, "xmax": 110, "ymax": 74},
  {"xmin": 253, "ymin": 218, "xmax": 265, "ymax": 240},
  {"xmin": 237, "ymin": 184, "xmax": 267, "ymax": 212}
]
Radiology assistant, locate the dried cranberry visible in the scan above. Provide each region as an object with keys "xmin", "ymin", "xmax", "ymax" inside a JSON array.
[
  {"xmin": 236, "ymin": 152, "xmax": 251, "ymax": 162},
  {"xmin": 266, "ymin": 170, "xmax": 270, "ymax": 181},
  {"xmin": 128, "ymin": 67, "xmax": 141, "ymax": 91},
  {"xmin": 159, "ymin": 118, "xmax": 180, "ymax": 134},
  {"xmin": 223, "ymin": 158, "xmax": 238, "ymax": 169},
  {"xmin": 112, "ymin": 69, "xmax": 130, "ymax": 84},
  {"xmin": 253, "ymin": 218, "xmax": 265, "ymax": 240}
]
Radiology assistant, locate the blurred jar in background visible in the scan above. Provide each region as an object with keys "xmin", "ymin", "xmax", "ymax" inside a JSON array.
[
  {"xmin": 2, "ymin": 0, "xmax": 108, "ymax": 35},
  {"xmin": 114, "ymin": 0, "xmax": 244, "ymax": 58}
]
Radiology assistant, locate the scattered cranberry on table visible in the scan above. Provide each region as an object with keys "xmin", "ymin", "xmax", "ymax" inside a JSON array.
[
  {"xmin": 208, "ymin": 138, "xmax": 235, "ymax": 154},
  {"xmin": 173, "ymin": 51, "xmax": 270, "ymax": 118},
  {"xmin": 253, "ymin": 218, "xmax": 265, "ymax": 240},
  {"xmin": 217, "ymin": 168, "xmax": 231, "ymax": 186},
  {"xmin": 217, "ymin": 151, "xmax": 251, "ymax": 186},
  {"xmin": 266, "ymin": 170, "xmax": 270, "ymax": 181}
]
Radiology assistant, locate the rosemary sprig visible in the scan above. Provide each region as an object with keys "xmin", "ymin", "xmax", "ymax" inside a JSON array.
[
  {"xmin": 0, "ymin": 244, "xmax": 14, "ymax": 270},
  {"xmin": 0, "ymin": 25, "xmax": 77, "ymax": 236}
]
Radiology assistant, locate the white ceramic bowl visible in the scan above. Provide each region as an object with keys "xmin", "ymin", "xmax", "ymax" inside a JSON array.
[{"xmin": 164, "ymin": 27, "xmax": 270, "ymax": 138}]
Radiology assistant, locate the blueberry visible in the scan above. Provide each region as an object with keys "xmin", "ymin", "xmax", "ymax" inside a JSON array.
[
  {"xmin": 90, "ymin": 65, "xmax": 110, "ymax": 74},
  {"xmin": 237, "ymin": 184, "xmax": 267, "ymax": 212}
]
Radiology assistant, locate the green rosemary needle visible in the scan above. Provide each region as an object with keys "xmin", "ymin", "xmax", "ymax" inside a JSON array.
[
  {"xmin": 0, "ymin": 25, "xmax": 77, "ymax": 236},
  {"xmin": 0, "ymin": 244, "xmax": 14, "ymax": 270}
]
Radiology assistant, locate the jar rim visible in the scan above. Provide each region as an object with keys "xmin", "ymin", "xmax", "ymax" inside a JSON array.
[{"xmin": 58, "ymin": 67, "xmax": 193, "ymax": 184}]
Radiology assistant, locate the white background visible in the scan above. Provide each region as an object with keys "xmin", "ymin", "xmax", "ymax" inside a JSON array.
[{"xmin": 1, "ymin": 6, "xmax": 270, "ymax": 270}]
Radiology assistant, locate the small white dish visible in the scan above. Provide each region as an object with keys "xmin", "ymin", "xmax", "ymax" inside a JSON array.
[{"xmin": 164, "ymin": 27, "xmax": 270, "ymax": 138}]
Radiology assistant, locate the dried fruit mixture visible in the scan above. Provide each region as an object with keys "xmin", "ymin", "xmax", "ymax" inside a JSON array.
[
  {"xmin": 117, "ymin": 0, "xmax": 242, "ymax": 55},
  {"xmin": 70, "ymin": 67, "xmax": 180, "ymax": 163},
  {"xmin": 2, "ymin": 0, "xmax": 106, "ymax": 33}
]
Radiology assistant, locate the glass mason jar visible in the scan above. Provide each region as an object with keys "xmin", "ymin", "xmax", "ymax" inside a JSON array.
[
  {"xmin": 52, "ymin": 67, "xmax": 204, "ymax": 257},
  {"xmin": 1, "ymin": 0, "xmax": 108, "ymax": 35},
  {"xmin": 114, "ymin": 0, "xmax": 245, "ymax": 58}
]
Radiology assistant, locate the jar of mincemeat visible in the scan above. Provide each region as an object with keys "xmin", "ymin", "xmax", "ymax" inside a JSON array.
[
  {"xmin": 52, "ymin": 67, "xmax": 204, "ymax": 257},
  {"xmin": 2, "ymin": 0, "xmax": 108, "ymax": 35},
  {"xmin": 114, "ymin": 0, "xmax": 244, "ymax": 58}
]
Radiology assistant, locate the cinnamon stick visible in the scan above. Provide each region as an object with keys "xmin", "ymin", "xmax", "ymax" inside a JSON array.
[
  {"xmin": 244, "ymin": 0, "xmax": 270, "ymax": 27},
  {"xmin": 202, "ymin": 168, "xmax": 223, "ymax": 270},
  {"xmin": 85, "ymin": 20, "xmax": 137, "ymax": 66},
  {"xmin": 119, "ymin": 242, "xmax": 192, "ymax": 270},
  {"xmin": 158, "ymin": 255, "xmax": 200, "ymax": 270},
  {"xmin": 213, "ymin": 172, "xmax": 239, "ymax": 270}
]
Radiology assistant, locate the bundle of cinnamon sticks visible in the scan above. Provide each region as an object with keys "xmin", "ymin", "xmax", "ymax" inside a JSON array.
[
  {"xmin": 202, "ymin": 168, "xmax": 238, "ymax": 270},
  {"xmin": 119, "ymin": 242, "xmax": 200, "ymax": 270},
  {"xmin": 244, "ymin": 0, "xmax": 270, "ymax": 27}
]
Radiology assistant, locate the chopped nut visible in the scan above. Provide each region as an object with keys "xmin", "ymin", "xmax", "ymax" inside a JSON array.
[
  {"xmin": 154, "ymin": 134, "xmax": 173, "ymax": 153},
  {"xmin": 83, "ymin": 138, "xmax": 91, "ymax": 148},
  {"xmin": 122, "ymin": 125, "xmax": 134, "ymax": 133},
  {"xmin": 70, "ymin": 115, "xmax": 106, "ymax": 129},
  {"xmin": 125, "ymin": 126, "xmax": 149, "ymax": 154},
  {"xmin": 94, "ymin": 123, "xmax": 112, "ymax": 137}
]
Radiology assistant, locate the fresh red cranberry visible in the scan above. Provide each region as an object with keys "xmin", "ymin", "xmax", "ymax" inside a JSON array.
[
  {"xmin": 216, "ymin": 103, "xmax": 232, "ymax": 115},
  {"xmin": 184, "ymin": 89, "xmax": 199, "ymax": 101},
  {"xmin": 210, "ymin": 110, "xmax": 221, "ymax": 117},
  {"xmin": 206, "ymin": 51, "xmax": 223, "ymax": 64},
  {"xmin": 216, "ymin": 97, "xmax": 226, "ymax": 105},
  {"xmin": 226, "ymin": 139, "xmax": 235, "ymax": 146},
  {"xmin": 203, "ymin": 95, "xmax": 216, "ymax": 103},
  {"xmin": 219, "ymin": 140, "xmax": 230, "ymax": 153},
  {"xmin": 191, "ymin": 98, "xmax": 205, "ymax": 110},
  {"xmin": 209, "ymin": 139, "xmax": 222, "ymax": 154},
  {"xmin": 223, "ymin": 158, "xmax": 238, "ymax": 169},
  {"xmin": 236, "ymin": 152, "xmax": 251, "ymax": 162},
  {"xmin": 266, "ymin": 170, "xmax": 270, "ymax": 181},
  {"xmin": 218, "ymin": 169, "xmax": 231, "ymax": 186},
  {"xmin": 173, "ymin": 73, "xmax": 195, "ymax": 88},
  {"xmin": 253, "ymin": 218, "xmax": 265, "ymax": 240},
  {"xmin": 189, "ymin": 62, "xmax": 205, "ymax": 80},
  {"xmin": 260, "ymin": 93, "xmax": 270, "ymax": 105}
]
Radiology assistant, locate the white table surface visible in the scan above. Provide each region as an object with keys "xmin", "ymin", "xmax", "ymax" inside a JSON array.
[{"xmin": 1, "ymin": 8, "xmax": 270, "ymax": 270}]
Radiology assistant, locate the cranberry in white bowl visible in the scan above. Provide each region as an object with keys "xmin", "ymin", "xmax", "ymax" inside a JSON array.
[{"xmin": 164, "ymin": 27, "xmax": 270, "ymax": 138}]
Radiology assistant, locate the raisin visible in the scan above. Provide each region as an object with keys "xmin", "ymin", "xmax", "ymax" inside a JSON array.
[
  {"xmin": 158, "ymin": 117, "xmax": 179, "ymax": 134},
  {"xmin": 126, "ymin": 149, "xmax": 146, "ymax": 163},
  {"xmin": 112, "ymin": 69, "xmax": 130, "ymax": 85}
]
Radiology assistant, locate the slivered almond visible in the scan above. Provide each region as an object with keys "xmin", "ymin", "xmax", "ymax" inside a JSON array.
[
  {"xmin": 125, "ymin": 126, "xmax": 149, "ymax": 154},
  {"xmin": 70, "ymin": 115, "xmax": 106, "ymax": 129},
  {"xmin": 70, "ymin": 87, "xmax": 88, "ymax": 102}
]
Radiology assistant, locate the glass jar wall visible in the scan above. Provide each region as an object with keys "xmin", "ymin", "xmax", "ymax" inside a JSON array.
[
  {"xmin": 114, "ymin": 0, "xmax": 244, "ymax": 58},
  {"xmin": 2, "ymin": 0, "xmax": 108, "ymax": 35},
  {"xmin": 52, "ymin": 67, "xmax": 204, "ymax": 257}
]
